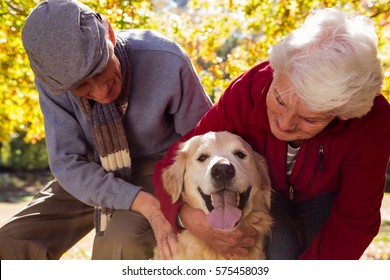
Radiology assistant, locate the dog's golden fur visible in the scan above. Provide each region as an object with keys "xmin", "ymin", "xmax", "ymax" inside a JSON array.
[{"xmin": 155, "ymin": 131, "xmax": 272, "ymax": 260}]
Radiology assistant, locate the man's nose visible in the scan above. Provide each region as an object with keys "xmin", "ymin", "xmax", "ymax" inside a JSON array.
[{"xmin": 90, "ymin": 80, "xmax": 109, "ymax": 102}]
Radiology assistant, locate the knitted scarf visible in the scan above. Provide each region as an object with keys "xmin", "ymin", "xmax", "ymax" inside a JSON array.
[{"xmin": 79, "ymin": 37, "xmax": 132, "ymax": 214}]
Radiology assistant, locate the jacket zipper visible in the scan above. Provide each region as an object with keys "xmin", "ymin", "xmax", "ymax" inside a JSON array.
[
  {"xmin": 289, "ymin": 185, "xmax": 294, "ymax": 200},
  {"xmin": 319, "ymin": 144, "xmax": 324, "ymax": 171},
  {"xmin": 288, "ymin": 143, "xmax": 324, "ymax": 200}
]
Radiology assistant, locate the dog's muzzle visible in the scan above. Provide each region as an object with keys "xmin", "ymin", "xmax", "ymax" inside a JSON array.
[
  {"xmin": 198, "ymin": 169, "xmax": 252, "ymax": 231},
  {"xmin": 197, "ymin": 161, "xmax": 253, "ymax": 230}
]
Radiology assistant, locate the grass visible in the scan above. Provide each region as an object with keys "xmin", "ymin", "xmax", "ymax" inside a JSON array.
[
  {"xmin": 60, "ymin": 231, "xmax": 94, "ymax": 260},
  {"xmin": 0, "ymin": 170, "xmax": 51, "ymax": 203},
  {"xmin": 60, "ymin": 220, "xmax": 390, "ymax": 260},
  {"xmin": 61, "ymin": 194, "xmax": 390, "ymax": 260},
  {"xmin": 1, "ymin": 172, "xmax": 390, "ymax": 260},
  {"xmin": 361, "ymin": 193, "xmax": 390, "ymax": 260},
  {"xmin": 362, "ymin": 220, "xmax": 390, "ymax": 260}
]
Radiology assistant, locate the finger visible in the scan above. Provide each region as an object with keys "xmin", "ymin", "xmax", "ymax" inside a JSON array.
[
  {"xmin": 221, "ymin": 244, "xmax": 250, "ymax": 258},
  {"xmin": 242, "ymin": 225, "xmax": 258, "ymax": 237},
  {"xmin": 162, "ymin": 240, "xmax": 173, "ymax": 260},
  {"xmin": 223, "ymin": 253, "xmax": 235, "ymax": 260},
  {"xmin": 248, "ymin": 215, "xmax": 262, "ymax": 225},
  {"xmin": 232, "ymin": 246, "xmax": 250, "ymax": 257},
  {"xmin": 160, "ymin": 232, "xmax": 178, "ymax": 260},
  {"xmin": 158, "ymin": 238, "xmax": 173, "ymax": 260},
  {"xmin": 164, "ymin": 233, "xmax": 178, "ymax": 259},
  {"xmin": 219, "ymin": 226, "xmax": 255, "ymax": 240},
  {"xmin": 167, "ymin": 235, "xmax": 179, "ymax": 256},
  {"xmin": 241, "ymin": 236, "xmax": 256, "ymax": 247}
]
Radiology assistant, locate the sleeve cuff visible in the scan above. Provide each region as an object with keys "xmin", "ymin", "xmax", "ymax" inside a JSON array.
[{"xmin": 177, "ymin": 213, "xmax": 186, "ymax": 229}]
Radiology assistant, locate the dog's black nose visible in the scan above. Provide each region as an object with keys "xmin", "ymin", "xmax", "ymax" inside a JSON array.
[{"xmin": 211, "ymin": 163, "xmax": 235, "ymax": 181}]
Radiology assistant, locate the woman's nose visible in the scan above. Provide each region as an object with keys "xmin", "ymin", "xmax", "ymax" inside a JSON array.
[{"xmin": 278, "ymin": 112, "xmax": 297, "ymax": 131}]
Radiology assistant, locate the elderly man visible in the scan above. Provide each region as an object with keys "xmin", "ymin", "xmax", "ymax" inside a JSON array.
[{"xmin": 0, "ymin": 0, "xmax": 212, "ymax": 260}]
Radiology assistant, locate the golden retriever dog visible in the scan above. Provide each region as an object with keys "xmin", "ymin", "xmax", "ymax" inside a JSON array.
[{"xmin": 156, "ymin": 131, "xmax": 272, "ymax": 260}]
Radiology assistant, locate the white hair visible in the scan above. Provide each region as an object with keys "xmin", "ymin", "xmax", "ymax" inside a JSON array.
[{"xmin": 269, "ymin": 8, "xmax": 383, "ymax": 120}]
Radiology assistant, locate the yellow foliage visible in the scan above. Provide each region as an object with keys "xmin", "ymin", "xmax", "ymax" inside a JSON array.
[{"xmin": 1, "ymin": 0, "xmax": 389, "ymax": 144}]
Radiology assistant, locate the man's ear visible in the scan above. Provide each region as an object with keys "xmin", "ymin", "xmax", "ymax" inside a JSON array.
[
  {"xmin": 107, "ymin": 23, "xmax": 116, "ymax": 46},
  {"xmin": 102, "ymin": 16, "xmax": 116, "ymax": 46}
]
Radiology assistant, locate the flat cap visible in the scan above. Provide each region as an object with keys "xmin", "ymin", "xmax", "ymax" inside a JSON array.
[{"xmin": 22, "ymin": 0, "xmax": 109, "ymax": 94}]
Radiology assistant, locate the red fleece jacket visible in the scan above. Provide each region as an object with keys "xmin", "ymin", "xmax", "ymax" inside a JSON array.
[{"xmin": 153, "ymin": 61, "xmax": 390, "ymax": 259}]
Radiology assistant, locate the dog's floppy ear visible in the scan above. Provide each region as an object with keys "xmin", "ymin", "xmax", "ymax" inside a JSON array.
[
  {"xmin": 162, "ymin": 149, "xmax": 187, "ymax": 203},
  {"xmin": 255, "ymin": 153, "xmax": 272, "ymax": 210},
  {"xmin": 162, "ymin": 135, "xmax": 201, "ymax": 203},
  {"xmin": 162, "ymin": 136, "xmax": 201, "ymax": 203}
]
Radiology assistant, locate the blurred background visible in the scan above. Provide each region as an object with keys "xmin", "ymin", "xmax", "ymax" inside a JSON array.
[{"xmin": 0, "ymin": 0, "xmax": 389, "ymax": 259}]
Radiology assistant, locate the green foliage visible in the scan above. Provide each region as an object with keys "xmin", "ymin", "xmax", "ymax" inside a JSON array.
[
  {"xmin": 0, "ymin": 134, "xmax": 48, "ymax": 170},
  {"xmin": 1, "ymin": 0, "xmax": 389, "ymax": 170}
]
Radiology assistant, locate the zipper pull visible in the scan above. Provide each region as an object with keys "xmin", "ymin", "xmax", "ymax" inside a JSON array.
[
  {"xmin": 289, "ymin": 185, "xmax": 294, "ymax": 200},
  {"xmin": 319, "ymin": 144, "xmax": 324, "ymax": 171}
]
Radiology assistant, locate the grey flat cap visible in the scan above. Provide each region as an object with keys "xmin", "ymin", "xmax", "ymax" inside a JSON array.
[{"xmin": 22, "ymin": 0, "xmax": 109, "ymax": 94}]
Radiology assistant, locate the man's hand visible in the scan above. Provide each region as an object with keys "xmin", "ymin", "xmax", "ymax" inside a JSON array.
[
  {"xmin": 180, "ymin": 203, "xmax": 258, "ymax": 259},
  {"xmin": 131, "ymin": 191, "xmax": 178, "ymax": 259}
]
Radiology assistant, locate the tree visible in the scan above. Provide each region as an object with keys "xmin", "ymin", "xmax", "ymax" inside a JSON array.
[
  {"xmin": 1, "ymin": 0, "xmax": 389, "ymax": 147},
  {"xmin": 153, "ymin": 0, "xmax": 390, "ymax": 102},
  {"xmin": 0, "ymin": 0, "xmax": 41, "ymax": 144}
]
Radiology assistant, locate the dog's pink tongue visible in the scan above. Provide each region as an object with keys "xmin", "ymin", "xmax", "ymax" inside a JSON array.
[{"xmin": 207, "ymin": 189, "xmax": 242, "ymax": 230}]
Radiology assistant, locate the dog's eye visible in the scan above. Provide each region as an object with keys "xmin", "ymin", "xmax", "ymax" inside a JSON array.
[
  {"xmin": 234, "ymin": 150, "xmax": 246, "ymax": 159},
  {"xmin": 197, "ymin": 154, "xmax": 209, "ymax": 162}
]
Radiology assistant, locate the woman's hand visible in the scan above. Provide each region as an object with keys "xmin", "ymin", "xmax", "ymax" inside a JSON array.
[
  {"xmin": 180, "ymin": 203, "xmax": 258, "ymax": 259},
  {"xmin": 131, "ymin": 191, "xmax": 178, "ymax": 259}
]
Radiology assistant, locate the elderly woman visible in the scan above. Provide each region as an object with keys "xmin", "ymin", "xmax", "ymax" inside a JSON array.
[{"xmin": 154, "ymin": 8, "xmax": 390, "ymax": 259}]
